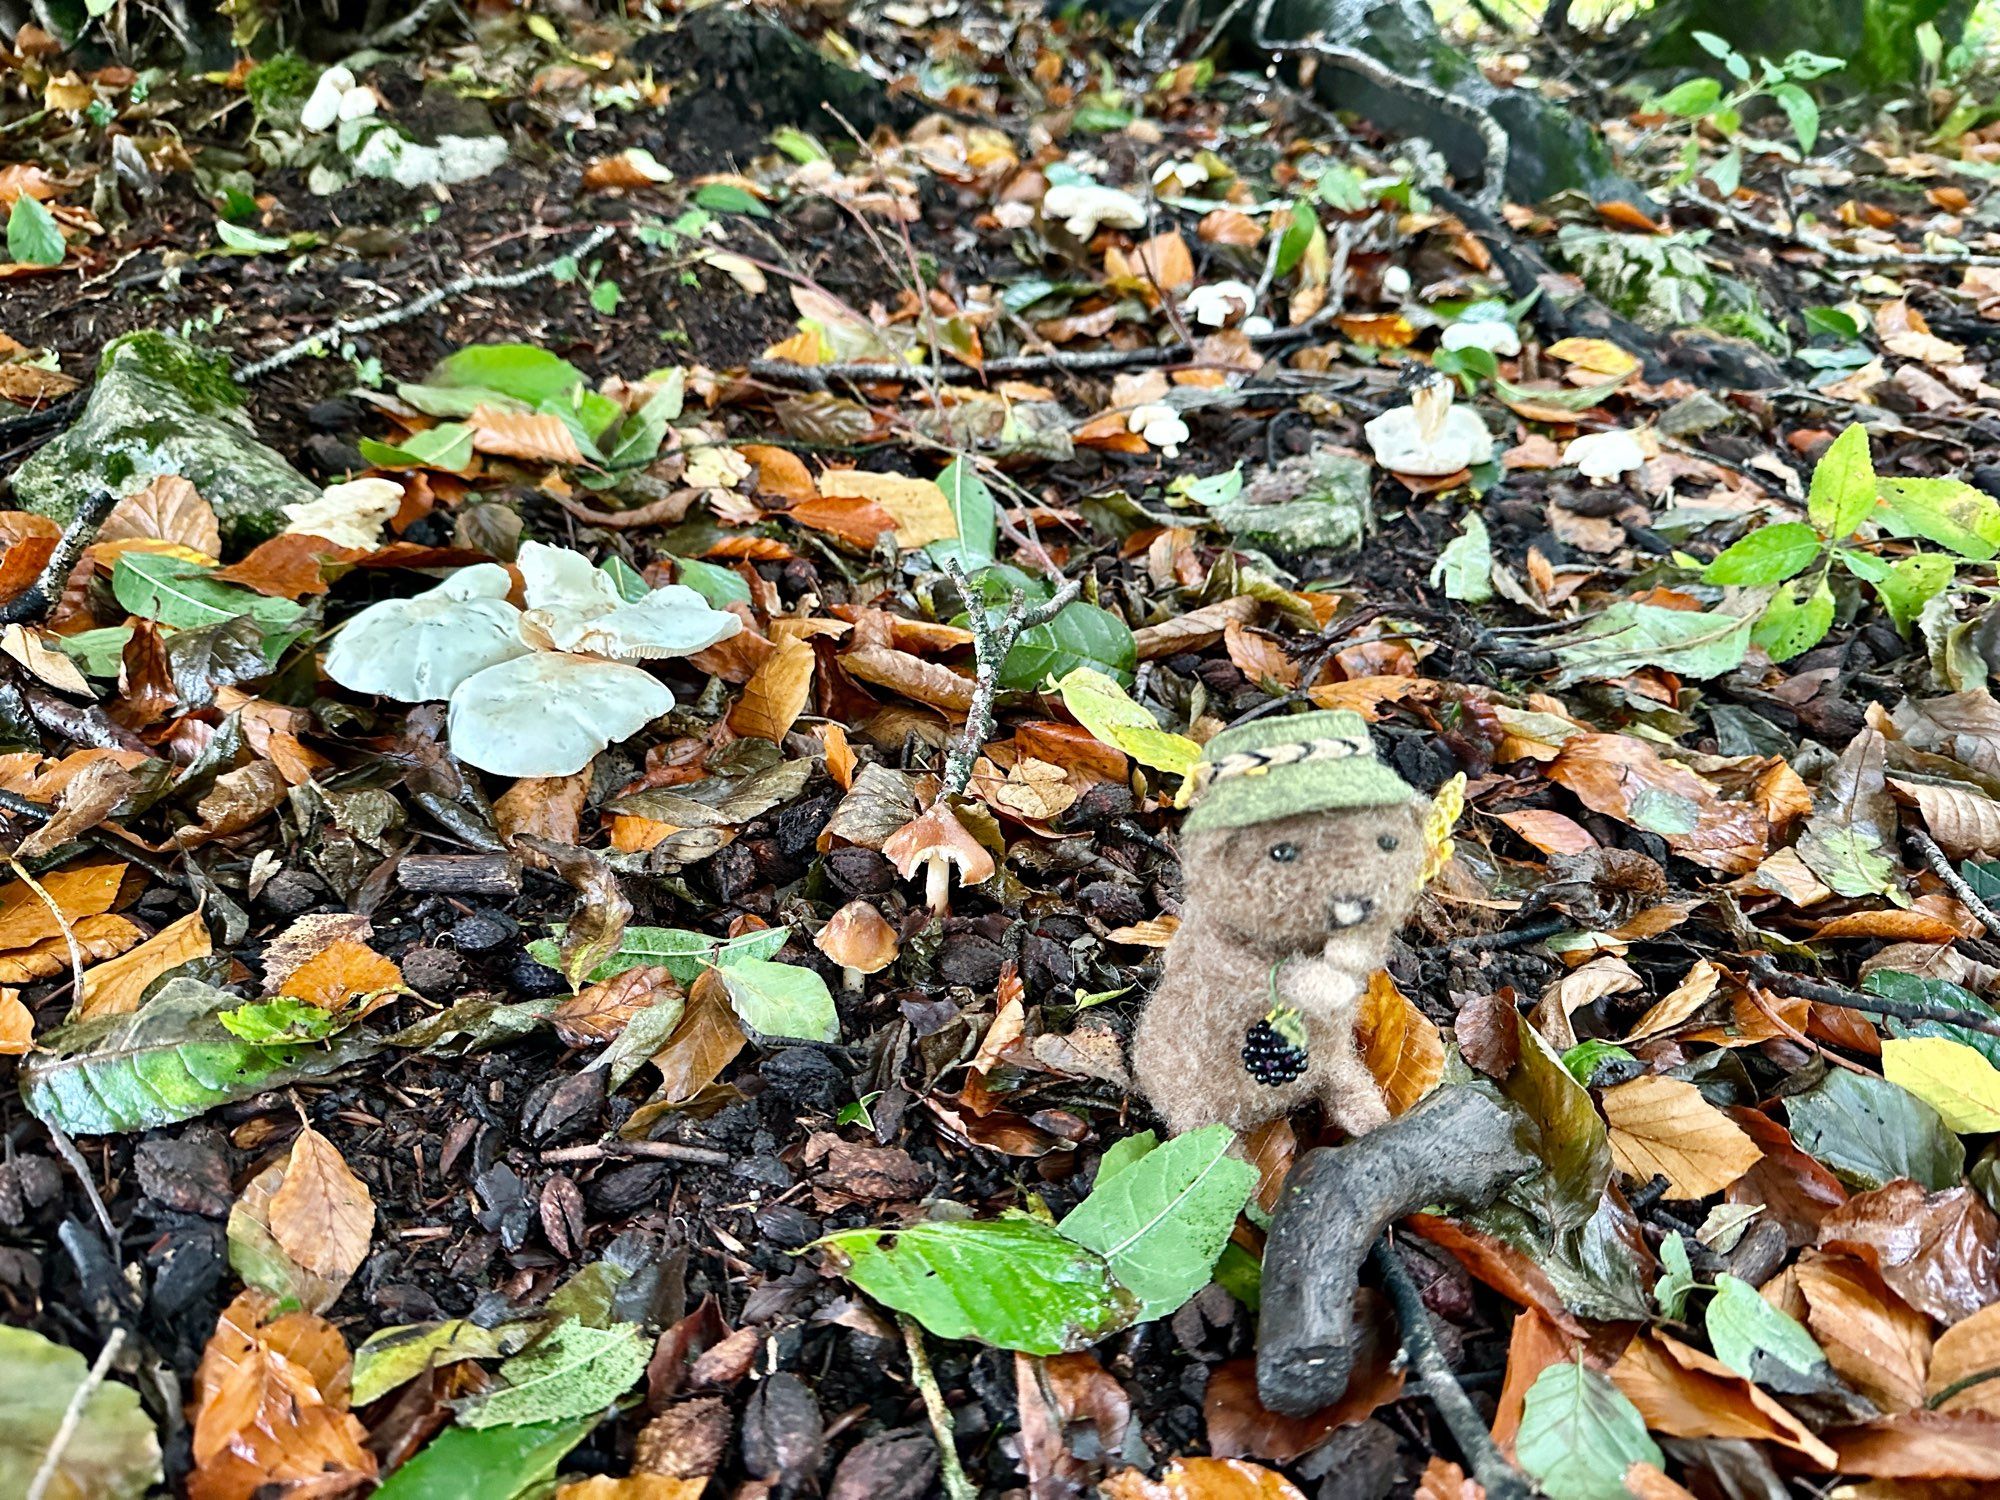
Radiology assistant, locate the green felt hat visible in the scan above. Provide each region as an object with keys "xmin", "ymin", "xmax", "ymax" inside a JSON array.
[{"xmin": 1182, "ymin": 710, "xmax": 1417, "ymax": 832}]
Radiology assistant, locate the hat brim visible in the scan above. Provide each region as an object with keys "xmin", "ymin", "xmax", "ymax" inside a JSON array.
[{"xmin": 1183, "ymin": 758, "xmax": 1419, "ymax": 832}]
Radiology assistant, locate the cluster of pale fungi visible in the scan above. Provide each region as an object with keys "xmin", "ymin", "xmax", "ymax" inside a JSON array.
[{"xmin": 324, "ymin": 540, "xmax": 742, "ymax": 778}]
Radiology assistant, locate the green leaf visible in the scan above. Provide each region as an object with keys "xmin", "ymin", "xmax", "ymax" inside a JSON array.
[
  {"xmin": 590, "ymin": 279, "xmax": 623, "ymax": 315},
  {"xmin": 1866, "ymin": 968, "xmax": 2000, "ymax": 1067},
  {"xmin": 527, "ymin": 924, "xmax": 787, "ymax": 985},
  {"xmin": 1657, "ymin": 76, "xmax": 1724, "ymax": 115},
  {"xmin": 21, "ymin": 977, "xmax": 377, "ymax": 1136},
  {"xmin": 604, "ymin": 376, "xmax": 684, "ymax": 468},
  {"xmin": 998, "ymin": 601, "xmax": 1136, "ymax": 691},
  {"xmin": 1549, "ymin": 601, "xmax": 1752, "ymax": 686},
  {"xmin": 428, "ymin": 344, "xmax": 588, "ymax": 406},
  {"xmin": 1769, "ymin": 81, "xmax": 1820, "ymax": 152},
  {"xmin": 1515, "ymin": 1360, "xmax": 1662, "ymax": 1500},
  {"xmin": 110, "ymin": 554, "xmax": 303, "ymax": 635},
  {"xmin": 372, "ymin": 1416, "xmax": 600, "ymax": 1500},
  {"xmin": 1751, "ymin": 578, "xmax": 1835, "ymax": 662},
  {"xmin": 1274, "ymin": 201, "xmax": 1316, "ymax": 277},
  {"xmin": 1703, "ymin": 522, "xmax": 1821, "ymax": 585},
  {"xmin": 1876, "ymin": 553, "xmax": 1956, "ymax": 632},
  {"xmin": 1796, "ymin": 823, "xmax": 1900, "ymax": 901},
  {"xmin": 58, "ymin": 627, "xmax": 135, "ymax": 677},
  {"xmin": 1808, "ymin": 423, "xmax": 1877, "ymax": 538},
  {"xmin": 820, "ymin": 1216, "xmax": 1138, "ymax": 1355},
  {"xmin": 929, "ymin": 458, "xmax": 998, "ymax": 570},
  {"xmin": 353, "ymin": 1320, "xmax": 523, "ymax": 1407},
  {"xmin": 693, "ymin": 182, "xmax": 770, "ymax": 217},
  {"xmin": 1056, "ymin": 1124, "xmax": 1257, "ymax": 1322},
  {"xmin": 6, "ymin": 194, "xmax": 65, "ymax": 266},
  {"xmin": 1500, "ymin": 1012, "xmax": 1611, "ymax": 1232},
  {"xmin": 1430, "ymin": 513, "xmax": 1494, "ymax": 602},
  {"xmin": 1054, "ymin": 667, "xmax": 1200, "ymax": 776},
  {"xmin": 218, "ymin": 996, "xmax": 346, "ymax": 1044},
  {"xmin": 667, "ymin": 555, "xmax": 751, "ymax": 608},
  {"xmin": 1561, "ymin": 1039, "xmax": 1637, "ymax": 1087},
  {"xmin": 215, "ymin": 219, "xmax": 292, "ymax": 254},
  {"xmin": 457, "ymin": 1318, "xmax": 649, "ymax": 1428},
  {"xmin": 591, "ymin": 991, "xmax": 686, "ymax": 1090},
  {"xmin": 1094, "ymin": 1131, "xmax": 1158, "ymax": 1188},
  {"xmin": 714, "ymin": 957, "xmax": 838, "ymax": 1043},
  {"xmin": 1654, "ymin": 1232, "xmax": 1697, "ymax": 1319},
  {"xmin": 1706, "ymin": 1273, "xmax": 1831, "ymax": 1385},
  {"xmin": 1878, "ymin": 477, "xmax": 2000, "ymax": 561},
  {"xmin": 1786, "ymin": 1068, "xmax": 1964, "ymax": 1191},
  {"xmin": 357, "ymin": 423, "xmax": 476, "ymax": 472},
  {"xmin": 1494, "ymin": 372, "xmax": 1632, "ymax": 414},
  {"xmin": 0, "ymin": 1326, "xmax": 160, "ymax": 1500},
  {"xmin": 1882, "ymin": 1036, "xmax": 2000, "ymax": 1132}
]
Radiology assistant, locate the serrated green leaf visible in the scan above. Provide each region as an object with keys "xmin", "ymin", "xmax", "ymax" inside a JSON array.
[
  {"xmin": 527, "ymin": 924, "xmax": 788, "ymax": 985},
  {"xmin": 821, "ymin": 1217, "xmax": 1138, "ymax": 1355},
  {"xmin": 1808, "ymin": 423, "xmax": 1876, "ymax": 538},
  {"xmin": 1876, "ymin": 553, "xmax": 1956, "ymax": 633},
  {"xmin": 714, "ymin": 957, "xmax": 838, "ymax": 1043},
  {"xmin": 22, "ymin": 977, "xmax": 377, "ymax": 1135},
  {"xmin": 1703, "ymin": 522, "xmax": 1821, "ymax": 585},
  {"xmin": 456, "ymin": 1319, "xmax": 649, "ymax": 1429},
  {"xmin": 372, "ymin": 1416, "xmax": 600, "ymax": 1500},
  {"xmin": 218, "ymin": 996, "xmax": 346, "ymax": 1043},
  {"xmin": 6, "ymin": 194, "xmax": 65, "ymax": 266},
  {"xmin": 1054, "ymin": 667, "xmax": 1200, "ymax": 777},
  {"xmin": 1515, "ymin": 1360, "xmax": 1662, "ymax": 1500},
  {"xmin": 1751, "ymin": 578, "xmax": 1835, "ymax": 662},
  {"xmin": 1057, "ymin": 1124, "xmax": 1257, "ymax": 1321},
  {"xmin": 1879, "ymin": 477, "xmax": 2000, "ymax": 561},
  {"xmin": 0, "ymin": 1327, "xmax": 160, "ymax": 1500},
  {"xmin": 1786, "ymin": 1067, "xmax": 1964, "ymax": 1191}
]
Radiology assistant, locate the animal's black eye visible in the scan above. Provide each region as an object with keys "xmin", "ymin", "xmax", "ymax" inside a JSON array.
[
  {"xmin": 1377, "ymin": 834, "xmax": 1400, "ymax": 852},
  {"xmin": 1269, "ymin": 843, "xmax": 1299, "ymax": 863}
]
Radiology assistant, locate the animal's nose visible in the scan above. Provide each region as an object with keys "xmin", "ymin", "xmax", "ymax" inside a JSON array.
[{"xmin": 1328, "ymin": 897, "xmax": 1374, "ymax": 929}]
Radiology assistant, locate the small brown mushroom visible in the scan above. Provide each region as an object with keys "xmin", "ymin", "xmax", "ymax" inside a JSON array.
[
  {"xmin": 815, "ymin": 900, "xmax": 899, "ymax": 992},
  {"xmin": 881, "ymin": 803, "xmax": 996, "ymax": 917}
]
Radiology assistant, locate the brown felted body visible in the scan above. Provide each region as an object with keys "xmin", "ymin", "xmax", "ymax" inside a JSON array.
[{"xmin": 1131, "ymin": 800, "xmax": 1428, "ymax": 1137}]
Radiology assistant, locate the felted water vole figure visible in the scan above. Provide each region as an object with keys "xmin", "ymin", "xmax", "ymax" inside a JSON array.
[{"xmin": 1130, "ymin": 711, "xmax": 1429, "ymax": 1138}]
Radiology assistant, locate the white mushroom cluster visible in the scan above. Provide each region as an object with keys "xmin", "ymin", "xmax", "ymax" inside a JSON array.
[
  {"xmin": 1042, "ymin": 182, "xmax": 1148, "ymax": 239},
  {"xmin": 1364, "ymin": 374, "xmax": 1494, "ymax": 477},
  {"xmin": 324, "ymin": 541, "xmax": 742, "ymax": 777}
]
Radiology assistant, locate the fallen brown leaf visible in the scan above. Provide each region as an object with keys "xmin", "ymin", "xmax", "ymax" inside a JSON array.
[{"xmin": 267, "ymin": 1125, "xmax": 375, "ymax": 1283}]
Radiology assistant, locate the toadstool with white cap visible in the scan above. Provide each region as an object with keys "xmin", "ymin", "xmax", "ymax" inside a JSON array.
[
  {"xmin": 882, "ymin": 803, "xmax": 996, "ymax": 917},
  {"xmin": 815, "ymin": 900, "xmax": 900, "ymax": 993},
  {"xmin": 1363, "ymin": 370, "xmax": 1494, "ymax": 478}
]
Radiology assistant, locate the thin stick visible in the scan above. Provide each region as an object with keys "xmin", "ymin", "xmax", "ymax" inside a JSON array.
[
  {"xmin": 25, "ymin": 1327, "xmax": 126, "ymax": 1500},
  {"xmin": 40, "ymin": 1117, "xmax": 121, "ymax": 1253},
  {"xmin": 0, "ymin": 489, "xmax": 116, "ymax": 626},
  {"xmin": 539, "ymin": 1139, "xmax": 732, "ymax": 1168},
  {"xmin": 746, "ymin": 339, "xmax": 1191, "ymax": 390},
  {"xmin": 938, "ymin": 558, "xmax": 1083, "ymax": 797},
  {"xmin": 1749, "ymin": 955, "xmax": 2000, "ymax": 1041},
  {"xmin": 900, "ymin": 1316, "xmax": 976, "ymax": 1500},
  {"xmin": 1908, "ymin": 828, "xmax": 2000, "ymax": 943},
  {"xmin": 12, "ymin": 857, "xmax": 84, "ymax": 1004},
  {"xmin": 1372, "ymin": 1237, "xmax": 1533, "ymax": 1500},
  {"xmin": 234, "ymin": 222, "xmax": 618, "ymax": 382}
]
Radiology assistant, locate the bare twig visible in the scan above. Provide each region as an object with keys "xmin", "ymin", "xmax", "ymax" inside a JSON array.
[
  {"xmin": 0, "ymin": 489, "xmax": 116, "ymax": 626},
  {"xmin": 538, "ymin": 1139, "xmax": 732, "ymax": 1168},
  {"xmin": 12, "ymin": 857, "xmax": 85, "ymax": 1005},
  {"xmin": 747, "ymin": 340, "xmax": 1192, "ymax": 390},
  {"xmin": 938, "ymin": 558, "xmax": 1083, "ymax": 796},
  {"xmin": 1908, "ymin": 828, "xmax": 2000, "ymax": 944},
  {"xmin": 1678, "ymin": 189, "xmax": 2000, "ymax": 269},
  {"xmin": 1750, "ymin": 955, "xmax": 2000, "ymax": 1041},
  {"xmin": 900, "ymin": 1316, "xmax": 976, "ymax": 1500},
  {"xmin": 41, "ymin": 1118, "xmax": 121, "ymax": 1252},
  {"xmin": 234, "ymin": 222, "xmax": 619, "ymax": 383},
  {"xmin": 1373, "ymin": 1237, "xmax": 1534, "ymax": 1500},
  {"xmin": 25, "ymin": 1328, "xmax": 126, "ymax": 1500}
]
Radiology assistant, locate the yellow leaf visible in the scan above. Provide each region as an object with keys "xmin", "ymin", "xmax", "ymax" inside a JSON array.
[
  {"xmin": 1601, "ymin": 1074, "xmax": 1763, "ymax": 1198},
  {"xmin": 1356, "ymin": 969, "xmax": 1443, "ymax": 1114},
  {"xmin": 557, "ymin": 1477, "xmax": 707, "ymax": 1499},
  {"xmin": 1421, "ymin": 772, "xmax": 1464, "ymax": 885},
  {"xmin": 73, "ymin": 908, "xmax": 211, "ymax": 1021},
  {"xmin": 0, "ymin": 988, "xmax": 31, "ymax": 1055},
  {"xmin": 0, "ymin": 860, "xmax": 125, "ymax": 950},
  {"xmin": 818, "ymin": 471, "xmax": 958, "ymax": 549},
  {"xmin": 1545, "ymin": 337, "xmax": 1642, "ymax": 380},
  {"xmin": 280, "ymin": 938, "xmax": 407, "ymax": 1013},
  {"xmin": 1055, "ymin": 667, "xmax": 1201, "ymax": 780},
  {"xmin": 1881, "ymin": 1036, "xmax": 2000, "ymax": 1132}
]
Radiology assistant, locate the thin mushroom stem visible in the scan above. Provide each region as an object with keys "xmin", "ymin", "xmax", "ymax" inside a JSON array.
[{"xmin": 924, "ymin": 856, "xmax": 951, "ymax": 917}]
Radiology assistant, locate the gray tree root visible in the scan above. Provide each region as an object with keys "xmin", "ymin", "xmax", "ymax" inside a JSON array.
[{"xmin": 1256, "ymin": 1085, "xmax": 1534, "ymax": 1417}]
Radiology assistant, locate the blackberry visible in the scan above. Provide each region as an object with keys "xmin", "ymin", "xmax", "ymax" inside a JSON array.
[{"xmin": 1242, "ymin": 1005, "xmax": 1309, "ymax": 1086}]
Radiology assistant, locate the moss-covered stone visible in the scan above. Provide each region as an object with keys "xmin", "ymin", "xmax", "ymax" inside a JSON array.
[
  {"xmin": 245, "ymin": 52, "xmax": 318, "ymax": 126},
  {"xmin": 13, "ymin": 331, "xmax": 314, "ymax": 544},
  {"xmin": 1211, "ymin": 450, "xmax": 1371, "ymax": 554}
]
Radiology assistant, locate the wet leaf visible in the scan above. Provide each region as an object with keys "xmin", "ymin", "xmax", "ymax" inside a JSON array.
[
  {"xmin": 1786, "ymin": 1068, "xmax": 1964, "ymax": 1191},
  {"xmin": 1601, "ymin": 1074, "xmax": 1763, "ymax": 1198},
  {"xmin": 456, "ymin": 1319, "xmax": 652, "ymax": 1428},
  {"xmin": 1515, "ymin": 1360, "xmax": 1662, "ymax": 1500},
  {"xmin": 267, "ymin": 1124, "xmax": 375, "ymax": 1283}
]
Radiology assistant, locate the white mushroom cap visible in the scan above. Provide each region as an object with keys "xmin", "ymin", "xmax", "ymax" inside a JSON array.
[
  {"xmin": 299, "ymin": 66, "xmax": 355, "ymax": 134},
  {"xmin": 1042, "ymin": 183, "xmax": 1148, "ymax": 239},
  {"xmin": 518, "ymin": 539, "xmax": 624, "ymax": 614},
  {"xmin": 446, "ymin": 652, "xmax": 676, "ymax": 777},
  {"xmin": 1184, "ymin": 280, "xmax": 1258, "ymax": 328},
  {"xmin": 323, "ymin": 563, "xmax": 527, "ymax": 702},
  {"xmin": 282, "ymin": 477, "xmax": 404, "ymax": 551},
  {"xmin": 1563, "ymin": 429, "xmax": 1646, "ymax": 484},
  {"xmin": 515, "ymin": 540, "xmax": 742, "ymax": 660},
  {"xmin": 1128, "ymin": 402, "xmax": 1190, "ymax": 458},
  {"xmin": 1441, "ymin": 320, "xmax": 1522, "ymax": 357},
  {"xmin": 1364, "ymin": 381, "xmax": 1494, "ymax": 477}
]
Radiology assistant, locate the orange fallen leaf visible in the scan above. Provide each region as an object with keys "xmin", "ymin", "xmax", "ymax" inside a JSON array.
[
  {"xmin": 1356, "ymin": 969, "xmax": 1443, "ymax": 1115},
  {"xmin": 267, "ymin": 1125, "xmax": 375, "ymax": 1283},
  {"xmin": 469, "ymin": 404, "xmax": 587, "ymax": 464},
  {"xmin": 214, "ymin": 533, "xmax": 365, "ymax": 598},
  {"xmin": 98, "ymin": 474, "xmax": 221, "ymax": 557},
  {"xmin": 0, "ymin": 987, "xmax": 31, "ymax": 1054},
  {"xmin": 71, "ymin": 908, "xmax": 211, "ymax": 1020},
  {"xmin": 554, "ymin": 964, "xmax": 682, "ymax": 1046},
  {"xmin": 279, "ymin": 938, "xmax": 406, "ymax": 1012},
  {"xmin": 729, "ymin": 636, "xmax": 815, "ymax": 743}
]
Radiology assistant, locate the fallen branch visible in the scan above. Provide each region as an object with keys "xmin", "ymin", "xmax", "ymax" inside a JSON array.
[
  {"xmin": 1749, "ymin": 955, "xmax": 2000, "ymax": 1041},
  {"xmin": 746, "ymin": 341, "xmax": 1191, "ymax": 390},
  {"xmin": 539, "ymin": 1138, "xmax": 732, "ymax": 1168},
  {"xmin": 1907, "ymin": 828, "xmax": 2000, "ymax": 944},
  {"xmin": 1373, "ymin": 1236, "xmax": 1534, "ymax": 1500},
  {"xmin": 0, "ymin": 489, "xmax": 117, "ymax": 627},
  {"xmin": 1257, "ymin": 1085, "xmax": 1534, "ymax": 1417},
  {"xmin": 938, "ymin": 558, "xmax": 1083, "ymax": 797}
]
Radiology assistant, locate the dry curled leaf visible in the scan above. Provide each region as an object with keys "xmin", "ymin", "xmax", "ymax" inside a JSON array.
[
  {"xmin": 279, "ymin": 938, "xmax": 406, "ymax": 1012},
  {"xmin": 468, "ymin": 404, "xmax": 587, "ymax": 464},
  {"xmin": 99, "ymin": 474, "xmax": 221, "ymax": 558},
  {"xmin": 729, "ymin": 635, "xmax": 816, "ymax": 744}
]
